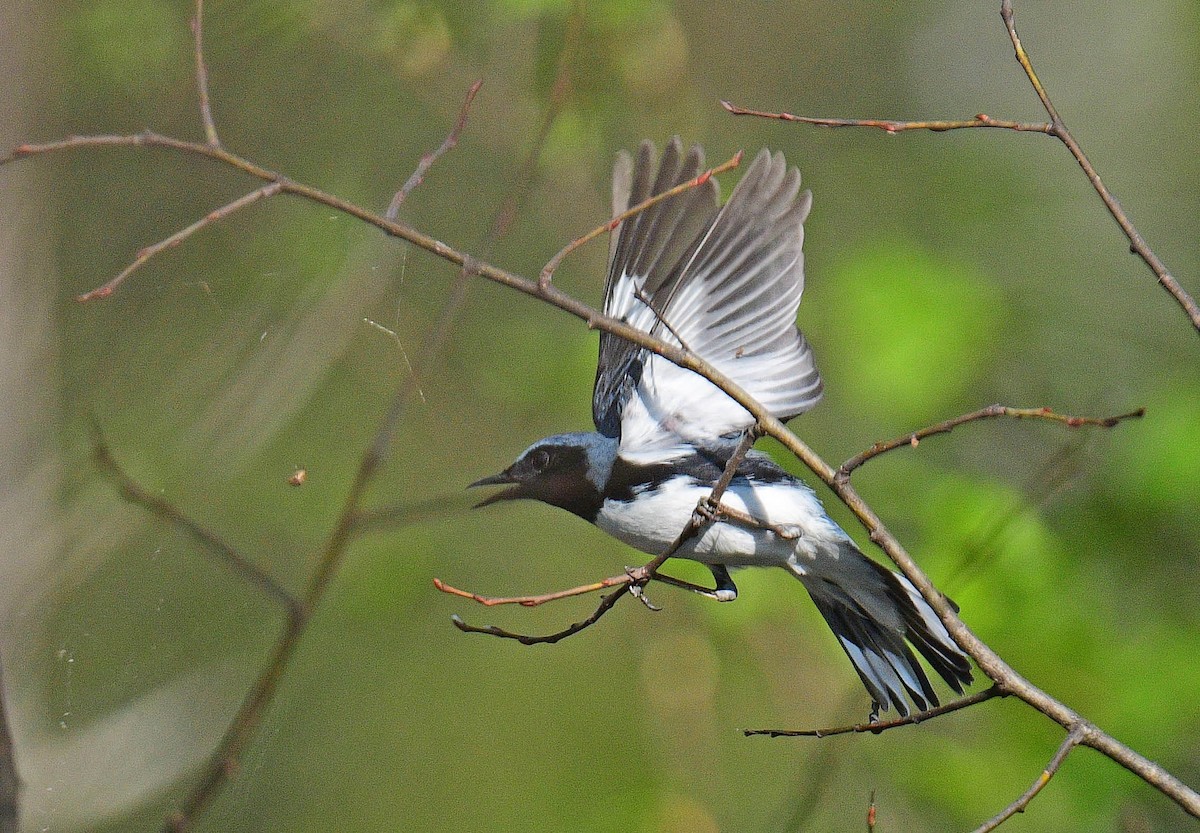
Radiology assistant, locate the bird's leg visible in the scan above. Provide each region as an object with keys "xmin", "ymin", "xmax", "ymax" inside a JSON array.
[
  {"xmin": 709, "ymin": 564, "xmax": 738, "ymax": 602},
  {"xmin": 625, "ymin": 573, "xmax": 662, "ymax": 611}
]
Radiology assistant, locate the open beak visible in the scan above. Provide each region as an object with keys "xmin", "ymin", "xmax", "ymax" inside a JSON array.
[{"xmin": 467, "ymin": 470, "xmax": 523, "ymax": 508}]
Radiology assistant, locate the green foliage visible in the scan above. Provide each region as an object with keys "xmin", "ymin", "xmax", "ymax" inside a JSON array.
[{"xmin": 822, "ymin": 241, "xmax": 1008, "ymax": 423}]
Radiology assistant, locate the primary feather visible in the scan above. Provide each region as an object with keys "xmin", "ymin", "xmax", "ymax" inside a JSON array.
[{"xmin": 594, "ymin": 137, "xmax": 823, "ymax": 455}]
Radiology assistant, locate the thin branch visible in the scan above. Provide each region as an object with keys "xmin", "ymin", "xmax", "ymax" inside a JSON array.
[
  {"xmin": 538, "ymin": 149, "xmax": 744, "ymax": 288},
  {"xmin": 91, "ymin": 425, "xmax": 305, "ymax": 623},
  {"xmin": 76, "ymin": 181, "xmax": 283, "ymax": 301},
  {"xmin": 432, "ymin": 574, "xmax": 633, "ymax": 607},
  {"xmin": 973, "ymin": 724, "xmax": 1087, "ymax": 832},
  {"xmin": 997, "ymin": 0, "xmax": 1200, "ymax": 333},
  {"xmin": 385, "ymin": 79, "xmax": 482, "ymax": 221},
  {"xmin": 866, "ymin": 790, "xmax": 877, "ymax": 833},
  {"xmin": 723, "ymin": 1, "xmax": 1200, "ymax": 335},
  {"xmin": 448, "ymin": 587, "xmax": 627, "ymax": 645},
  {"xmin": 744, "ymin": 685, "xmax": 1005, "ymax": 738},
  {"xmin": 836, "ymin": 405, "xmax": 1145, "ymax": 482},
  {"xmin": 190, "ymin": 0, "xmax": 219, "ymax": 147},
  {"xmin": 721, "ymin": 101, "xmax": 1052, "ymax": 134}
]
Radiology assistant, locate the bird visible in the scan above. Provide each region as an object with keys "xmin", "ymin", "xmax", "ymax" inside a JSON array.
[{"xmin": 470, "ymin": 137, "xmax": 973, "ymax": 717}]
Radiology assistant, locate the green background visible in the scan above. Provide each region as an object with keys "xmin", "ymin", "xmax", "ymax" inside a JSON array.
[{"xmin": 2, "ymin": 0, "xmax": 1198, "ymax": 831}]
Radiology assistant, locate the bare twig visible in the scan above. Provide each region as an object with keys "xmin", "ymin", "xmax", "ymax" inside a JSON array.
[
  {"xmin": 433, "ymin": 574, "xmax": 633, "ymax": 607},
  {"xmin": 721, "ymin": 101, "xmax": 1052, "ymax": 134},
  {"xmin": 191, "ymin": 0, "xmax": 219, "ymax": 146},
  {"xmin": 449, "ymin": 588, "xmax": 627, "ymax": 646},
  {"xmin": 836, "ymin": 405, "xmax": 1145, "ymax": 482},
  {"xmin": 538, "ymin": 149, "xmax": 744, "ymax": 288},
  {"xmin": 385, "ymin": 79, "xmax": 482, "ymax": 221},
  {"xmin": 744, "ymin": 685, "xmax": 1005, "ymax": 738},
  {"xmin": 866, "ymin": 790, "xmax": 877, "ymax": 833},
  {"xmin": 973, "ymin": 724, "xmax": 1088, "ymax": 832},
  {"xmin": 76, "ymin": 181, "xmax": 283, "ymax": 301},
  {"xmin": 723, "ymin": 1, "xmax": 1200, "ymax": 335},
  {"xmin": 91, "ymin": 425, "xmax": 304, "ymax": 623},
  {"xmin": 998, "ymin": 1, "xmax": 1200, "ymax": 333}
]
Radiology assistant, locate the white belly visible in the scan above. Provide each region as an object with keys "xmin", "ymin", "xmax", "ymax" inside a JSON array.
[{"xmin": 593, "ymin": 475, "xmax": 849, "ymax": 568}]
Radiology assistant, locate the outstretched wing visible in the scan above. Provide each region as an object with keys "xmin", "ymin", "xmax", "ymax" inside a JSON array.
[{"xmin": 593, "ymin": 137, "xmax": 822, "ymax": 455}]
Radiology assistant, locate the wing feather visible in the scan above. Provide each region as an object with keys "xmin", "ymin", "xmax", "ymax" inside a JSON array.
[{"xmin": 593, "ymin": 140, "xmax": 822, "ymax": 453}]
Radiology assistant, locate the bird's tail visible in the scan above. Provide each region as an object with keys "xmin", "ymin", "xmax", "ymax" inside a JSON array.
[{"xmin": 790, "ymin": 541, "xmax": 973, "ymax": 717}]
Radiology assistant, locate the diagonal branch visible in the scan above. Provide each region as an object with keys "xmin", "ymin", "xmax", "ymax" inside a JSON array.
[
  {"xmin": 385, "ymin": 79, "xmax": 482, "ymax": 221},
  {"xmin": 539, "ymin": 149, "xmax": 744, "ymax": 288},
  {"xmin": 91, "ymin": 425, "xmax": 305, "ymax": 624},
  {"xmin": 972, "ymin": 724, "xmax": 1088, "ymax": 832},
  {"xmin": 723, "ymin": 2, "xmax": 1200, "ymax": 335},
  {"xmin": 836, "ymin": 405, "xmax": 1145, "ymax": 482},
  {"xmin": 997, "ymin": 0, "xmax": 1200, "ymax": 333},
  {"xmin": 76, "ymin": 181, "xmax": 283, "ymax": 301}
]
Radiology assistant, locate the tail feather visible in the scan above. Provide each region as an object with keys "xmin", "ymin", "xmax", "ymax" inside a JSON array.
[{"xmin": 792, "ymin": 542, "xmax": 973, "ymax": 717}]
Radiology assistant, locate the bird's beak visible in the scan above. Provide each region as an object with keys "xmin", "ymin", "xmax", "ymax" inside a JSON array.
[{"xmin": 468, "ymin": 470, "xmax": 523, "ymax": 508}]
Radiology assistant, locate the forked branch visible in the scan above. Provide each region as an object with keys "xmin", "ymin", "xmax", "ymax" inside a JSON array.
[{"xmin": 724, "ymin": 1, "xmax": 1200, "ymax": 335}]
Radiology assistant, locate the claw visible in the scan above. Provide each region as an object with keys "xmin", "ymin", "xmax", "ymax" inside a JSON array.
[{"xmin": 628, "ymin": 583, "xmax": 661, "ymax": 611}]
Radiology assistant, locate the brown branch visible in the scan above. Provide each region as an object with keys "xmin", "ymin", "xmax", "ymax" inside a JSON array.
[
  {"xmin": 998, "ymin": 1, "xmax": 1200, "ymax": 333},
  {"xmin": 432, "ymin": 574, "xmax": 632, "ymax": 607},
  {"xmin": 76, "ymin": 181, "xmax": 283, "ymax": 301},
  {"xmin": 448, "ymin": 587, "xmax": 627, "ymax": 646},
  {"xmin": 385, "ymin": 79, "xmax": 482, "ymax": 221},
  {"xmin": 721, "ymin": 101, "xmax": 1052, "ymax": 134},
  {"xmin": 538, "ymin": 149, "xmax": 744, "ymax": 288},
  {"xmin": 91, "ymin": 425, "xmax": 305, "ymax": 624},
  {"xmin": 190, "ymin": 0, "xmax": 219, "ymax": 147},
  {"xmin": 723, "ymin": 1, "xmax": 1200, "ymax": 336},
  {"xmin": 837, "ymin": 405, "xmax": 1145, "ymax": 482},
  {"xmin": 744, "ymin": 685, "xmax": 1005, "ymax": 738},
  {"xmin": 973, "ymin": 724, "xmax": 1087, "ymax": 832}
]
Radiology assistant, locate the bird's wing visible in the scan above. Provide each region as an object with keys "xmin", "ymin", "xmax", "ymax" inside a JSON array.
[{"xmin": 593, "ymin": 138, "xmax": 823, "ymax": 456}]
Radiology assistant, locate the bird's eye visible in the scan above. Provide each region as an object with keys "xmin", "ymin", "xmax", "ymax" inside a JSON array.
[{"xmin": 529, "ymin": 449, "xmax": 551, "ymax": 470}]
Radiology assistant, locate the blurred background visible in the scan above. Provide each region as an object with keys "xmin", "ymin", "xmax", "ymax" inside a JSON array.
[{"xmin": 2, "ymin": 0, "xmax": 1198, "ymax": 830}]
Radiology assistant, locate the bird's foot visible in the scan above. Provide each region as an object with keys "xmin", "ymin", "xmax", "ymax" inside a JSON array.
[
  {"xmin": 693, "ymin": 495, "xmax": 722, "ymax": 524},
  {"xmin": 627, "ymin": 581, "xmax": 662, "ymax": 611},
  {"xmin": 709, "ymin": 564, "xmax": 739, "ymax": 602}
]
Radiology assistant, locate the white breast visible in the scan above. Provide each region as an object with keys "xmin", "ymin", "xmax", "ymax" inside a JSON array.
[{"xmin": 594, "ymin": 474, "xmax": 849, "ymax": 568}]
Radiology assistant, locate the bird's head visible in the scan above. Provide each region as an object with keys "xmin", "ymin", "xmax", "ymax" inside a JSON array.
[{"xmin": 469, "ymin": 433, "xmax": 616, "ymax": 519}]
